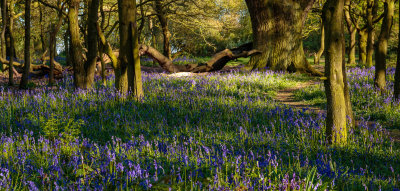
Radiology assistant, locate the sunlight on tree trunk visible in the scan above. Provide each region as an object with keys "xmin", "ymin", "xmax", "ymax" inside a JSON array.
[
  {"xmin": 314, "ymin": 21, "xmax": 324, "ymax": 65},
  {"xmin": 394, "ymin": 0, "xmax": 400, "ymax": 100},
  {"xmin": 118, "ymin": 0, "xmax": 143, "ymax": 97},
  {"xmin": 245, "ymin": 0, "xmax": 321, "ymax": 76},
  {"xmin": 323, "ymin": 0, "xmax": 347, "ymax": 145},
  {"xmin": 374, "ymin": 0, "xmax": 394, "ymax": 91}
]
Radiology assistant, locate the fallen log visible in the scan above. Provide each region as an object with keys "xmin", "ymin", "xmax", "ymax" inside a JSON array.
[{"xmin": 138, "ymin": 43, "xmax": 261, "ymax": 73}]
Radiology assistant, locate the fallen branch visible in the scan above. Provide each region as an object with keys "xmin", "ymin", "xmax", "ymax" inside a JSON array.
[{"xmin": 138, "ymin": 43, "xmax": 261, "ymax": 73}]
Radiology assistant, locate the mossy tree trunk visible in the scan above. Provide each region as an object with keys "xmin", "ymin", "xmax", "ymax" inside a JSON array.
[
  {"xmin": 0, "ymin": 0, "xmax": 6, "ymax": 71},
  {"xmin": 323, "ymin": 0, "xmax": 348, "ymax": 145},
  {"xmin": 374, "ymin": 0, "xmax": 395, "ymax": 90},
  {"xmin": 244, "ymin": 0, "xmax": 321, "ymax": 76},
  {"xmin": 48, "ymin": 0, "xmax": 64, "ymax": 86},
  {"xmin": 118, "ymin": 0, "xmax": 143, "ymax": 97},
  {"xmin": 20, "ymin": 0, "xmax": 31, "ymax": 89},
  {"xmin": 68, "ymin": 0, "xmax": 85, "ymax": 88},
  {"xmin": 358, "ymin": 29, "xmax": 368, "ymax": 65}
]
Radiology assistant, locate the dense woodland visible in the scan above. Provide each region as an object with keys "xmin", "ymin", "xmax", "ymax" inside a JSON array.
[{"xmin": 0, "ymin": 0, "xmax": 399, "ymax": 190}]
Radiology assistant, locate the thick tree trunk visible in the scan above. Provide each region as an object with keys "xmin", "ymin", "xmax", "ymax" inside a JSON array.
[
  {"xmin": 358, "ymin": 29, "xmax": 368, "ymax": 65},
  {"xmin": 395, "ymin": 1, "xmax": 400, "ymax": 100},
  {"xmin": 155, "ymin": 0, "xmax": 172, "ymax": 60},
  {"xmin": 139, "ymin": 43, "xmax": 261, "ymax": 73},
  {"xmin": 314, "ymin": 22, "xmax": 324, "ymax": 65},
  {"xmin": 20, "ymin": 0, "xmax": 31, "ymax": 89},
  {"xmin": 244, "ymin": 0, "xmax": 321, "ymax": 76},
  {"xmin": 374, "ymin": 0, "xmax": 394, "ymax": 90},
  {"xmin": 323, "ymin": 0, "xmax": 348, "ymax": 145},
  {"xmin": 84, "ymin": 0, "xmax": 100, "ymax": 89},
  {"xmin": 118, "ymin": 0, "xmax": 143, "ymax": 97},
  {"xmin": 68, "ymin": 0, "xmax": 85, "ymax": 88},
  {"xmin": 344, "ymin": 0, "xmax": 356, "ymax": 65}
]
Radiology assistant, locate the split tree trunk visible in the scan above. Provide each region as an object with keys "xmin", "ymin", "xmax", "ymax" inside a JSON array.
[
  {"xmin": 366, "ymin": 0, "xmax": 378, "ymax": 68},
  {"xmin": 244, "ymin": 0, "xmax": 321, "ymax": 76},
  {"xmin": 155, "ymin": 0, "xmax": 172, "ymax": 60},
  {"xmin": 49, "ymin": 1, "xmax": 64, "ymax": 85},
  {"xmin": 118, "ymin": 0, "xmax": 143, "ymax": 97},
  {"xmin": 20, "ymin": 0, "xmax": 31, "ymax": 89},
  {"xmin": 374, "ymin": 0, "xmax": 395, "ymax": 90},
  {"xmin": 323, "ymin": 0, "xmax": 348, "ymax": 145},
  {"xmin": 344, "ymin": 0, "xmax": 356, "ymax": 65}
]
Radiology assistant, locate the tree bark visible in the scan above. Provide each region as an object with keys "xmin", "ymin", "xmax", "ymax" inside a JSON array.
[
  {"xmin": 395, "ymin": 0, "xmax": 400, "ymax": 100},
  {"xmin": 374, "ymin": 0, "xmax": 394, "ymax": 90},
  {"xmin": 84, "ymin": 0, "xmax": 100, "ymax": 89},
  {"xmin": 244, "ymin": 0, "xmax": 322, "ymax": 76},
  {"xmin": 118, "ymin": 0, "xmax": 143, "ymax": 97},
  {"xmin": 48, "ymin": 1, "xmax": 64, "ymax": 86},
  {"xmin": 8, "ymin": 0, "xmax": 14, "ymax": 86},
  {"xmin": 314, "ymin": 21, "xmax": 324, "ymax": 65},
  {"xmin": 0, "ymin": 0, "xmax": 6, "ymax": 71},
  {"xmin": 358, "ymin": 29, "xmax": 368, "ymax": 65},
  {"xmin": 68, "ymin": 0, "xmax": 85, "ymax": 88},
  {"xmin": 155, "ymin": 0, "xmax": 172, "ymax": 60},
  {"xmin": 366, "ymin": 0, "xmax": 378, "ymax": 68},
  {"xmin": 20, "ymin": 0, "xmax": 31, "ymax": 89},
  {"xmin": 139, "ymin": 43, "xmax": 261, "ymax": 73},
  {"xmin": 323, "ymin": 0, "xmax": 348, "ymax": 145},
  {"xmin": 344, "ymin": 0, "xmax": 356, "ymax": 65}
]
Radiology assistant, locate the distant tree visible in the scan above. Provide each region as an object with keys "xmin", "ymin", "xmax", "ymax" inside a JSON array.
[
  {"xmin": 118, "ymin": 0, "xmax": 143, "ymax": 97},
  {"xmin": 323, "ymin": 0, "xmax": 348, "ymax": 144},
  {"xmin": 374, "ymin": 0, "xmax": 395, "ymax": 90},
  {"xmin": 344, "ymin": 0, "xmax": 356, "ymax": 65},
  {"xmin": 244, "ymin": 0, "xmax": 322, "ymax": 76},
  {"xmin": 8, "ymin": 0, "xmax": 15, "ymax": 86},
  {"xmin": 20, "ymin": 0, "xmax": 31, "ymax": 89}
]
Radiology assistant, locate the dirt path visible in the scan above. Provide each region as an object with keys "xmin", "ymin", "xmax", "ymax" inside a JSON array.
[
  {"xmin": 275, "ymin": 81, "xmax": 400, "ymax": 143},
  {"xmin": 275, "ymin": 80, "xmax": 324, "ymax": 113}
]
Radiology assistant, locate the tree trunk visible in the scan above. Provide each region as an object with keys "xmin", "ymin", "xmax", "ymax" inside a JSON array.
[
  {"xmin": 8, "ymin": 0, "xmax": 14, "ymax": 86},
  {"xmin": 20, "ymin": 0, "xmax": 31, "ymax": 89},
  {"xmin": 314, "ymin": 21, "xmax": 324, "ymax": 65},
  {"xmin": 366, "ymin": 0, "xmax": 378, "ymax": 68},
  {"xmin": 374, "ymin": 0, "xmax": 394, "ymax": 90},
  {"xmin": 395, "ymin": 1, "xmax": 400, "ymax": 100},
  {"xmin": 244, "ymin": 0, "xmax": 321, "ymax": 76},
  {"xmin": 0, "ymin": 0, "xmax": 6, "ymax": 71},
  {"xmin": 49, "ymin": 1, "xmax": 64, "ymax": 86},
  {"xmin": 323, "ymin": 0, "xmax": 348, "ymax": 145},
  {"xmin": 155, "ymin": 0, "xmax": 172, "ymax": 60},
  {"xmin": 68, "ymin": 0, "xmax": 85, "ymax": 88},
  {"xmin": 64, "ymin": 29, "xmax": 70, "ymax": 66},
  {"xmin": 358, "ymin": 29, "xmax": 368, "ymax": 65},
  {"xmin": 83, "ymin": 0, "xmax": 100, "ymax": 89},
  {"xmin": 118, "ymin": 0, "xmax": 143, "ymax": 97},
  {"xmin": 344, "ymin": 0, "xmax": 356, "ymax": 65}
]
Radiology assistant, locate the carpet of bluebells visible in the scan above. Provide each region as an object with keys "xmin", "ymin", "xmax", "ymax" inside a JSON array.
[
  {"xmin": 294, "ymin": 67, "xmax": 400, "ymax": 129},
  {"xmin": 0, "ymin": 69, "xmax": 399, "ymax": 190}
]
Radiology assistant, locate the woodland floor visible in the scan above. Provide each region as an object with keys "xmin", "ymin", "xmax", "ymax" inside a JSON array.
[{"xmin": 1, "ymin": 64, "xmax": 399, "ymax": 142}]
